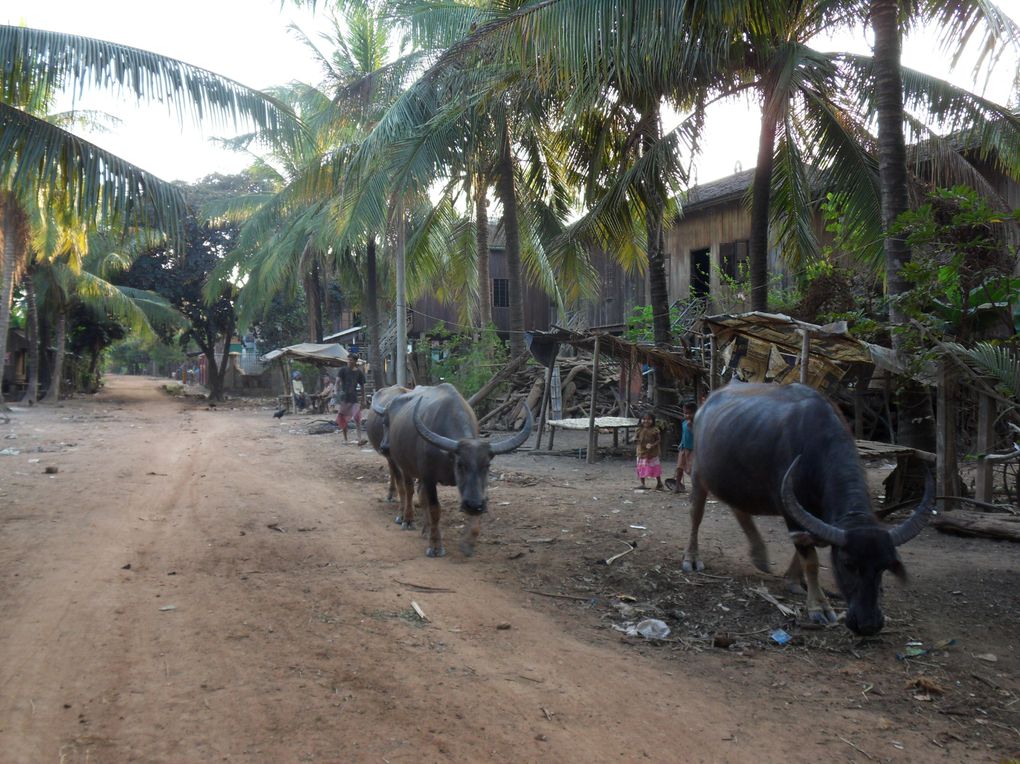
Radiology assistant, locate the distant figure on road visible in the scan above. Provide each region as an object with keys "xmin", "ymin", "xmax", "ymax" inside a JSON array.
[
  {"xmin": 335, "ymin": 354, "xmax": 366, "ymax": 444},
  {"xmin": 291, "ymin": 370, "xmax": 307, "ymax": 412}
]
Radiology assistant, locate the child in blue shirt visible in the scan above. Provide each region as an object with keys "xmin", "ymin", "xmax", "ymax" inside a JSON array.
[{"xmin": 672, "ymin": 401, "xmax": 696, "ymax": 493}]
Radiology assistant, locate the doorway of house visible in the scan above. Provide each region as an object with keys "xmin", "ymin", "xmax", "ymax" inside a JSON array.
[{"xmin": 690, "ymin": 247, "xmax": 710, "ymax": 299}]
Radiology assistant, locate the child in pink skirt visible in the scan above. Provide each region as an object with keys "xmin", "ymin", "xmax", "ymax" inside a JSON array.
[{"xmin": 634, "ymin": 413, "xmax": 664, "ymax": 490}]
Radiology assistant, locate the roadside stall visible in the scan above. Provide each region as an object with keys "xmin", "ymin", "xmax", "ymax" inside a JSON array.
[{"xmin": 261, "ymin": 342, "xmax": 351, "ymax": 413}]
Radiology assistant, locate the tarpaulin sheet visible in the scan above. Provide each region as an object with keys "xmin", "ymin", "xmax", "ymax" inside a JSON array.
[{"xmin": 260, "ymin": 343, "xmax": 349, "ymax": 366}]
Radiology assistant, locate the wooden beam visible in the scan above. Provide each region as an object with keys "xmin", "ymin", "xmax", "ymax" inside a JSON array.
[
  {"xmin": 467, "ymin": 350, "xmax": 530, "ymax": 407},
  {"xmin": 587, "ymin": 335, "xmax": 602, "ymax": 464},
  {"xmin": 798, "ymin": 329, "xmax": 811, "ymax": 385}
]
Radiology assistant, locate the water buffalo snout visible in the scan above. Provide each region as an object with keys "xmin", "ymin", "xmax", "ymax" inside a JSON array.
[
  {"xmin": 461, "ymin": 500, "xmax": 487, "ymax": 515},
  {"xmin": 846, "ymin": 609, "xmax": 884, "ymax": 636}
]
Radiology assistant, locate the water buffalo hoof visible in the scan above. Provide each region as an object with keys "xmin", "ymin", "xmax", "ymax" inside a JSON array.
[
  {"xmin": 385, "ymin": 496, "xmax": 396, "ymax": 504},
  {"xmin": 808, "ymin": 608, "xmax": 838, "ymax": 625},
  {"xmin": 785, "ymin": 580, "xmax": 807, "ymax": 596},
  {"xmin": 459, "ymin": 540, "xmax": 476, "ymax": 557},
  {"xmin": 750, "ymin": 550, "xmax": 770, "ymax": 574},
  {"xmin": 681, "ymin": 558, "xmax": 703, "ymax": 574},
  {"xmin": 426, "ymin": 546, "xmax": 446, "ymax": 558},
  {"xmin": 401, "ymin": 521, "xmax": 415, "ymax": 531},
  {"xmin": 394, "ymin": 515, "xmax": 403, "ymax": 525}
]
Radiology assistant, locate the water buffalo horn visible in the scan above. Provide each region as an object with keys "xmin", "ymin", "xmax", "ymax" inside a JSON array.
[
  {"xmin": 370, "ymin": 396, "xmax": 388, "ymax": 416},
  {"xmin": 490, "ymin": 401, "xmax": 534, "ymax": 455},
  {"xmin": 412, "ymin": 398, "xmax": 460, "ymax": 453},
  {"xmin": 780, "ymin": 457, "xmax": 848, "ymax": 547},
  {"xmin": 888, "ymin": 469, "xmax": 935, "ymax": 547}
]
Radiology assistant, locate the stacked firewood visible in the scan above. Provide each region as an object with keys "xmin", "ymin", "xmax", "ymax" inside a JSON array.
[{"xmin": 478, "ymin": 355, "xmax": 628, "ymax": 430}]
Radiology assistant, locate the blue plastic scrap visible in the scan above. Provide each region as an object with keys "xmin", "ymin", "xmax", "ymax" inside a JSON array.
[{"xmin": 770, "ymin": 629, "xmax": 792, "ymax": 646}]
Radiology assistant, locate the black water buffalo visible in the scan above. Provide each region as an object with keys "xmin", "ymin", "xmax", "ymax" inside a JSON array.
[
  {"xmin": 372, "ymin": 383, "xmax": 532, "ymax": 558},
  {"xmin": 365, "ymin": 384, "xmax": 409, "ymax": 502},
  {"xmin": 683, "ymin": 382, "xmax": 933, "ymax": 635}
]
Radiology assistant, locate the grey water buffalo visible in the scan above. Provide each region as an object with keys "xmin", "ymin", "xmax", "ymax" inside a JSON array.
[
  {"xmin": 365, "ymin": 384, "xmax": 409, "ymax": 502},
  {"xmin": 372, "ymin": 383, "xmax": 533, "ymax": 558},
  {"xmin": 683, "ymin": 382, "xmax": 933, "ymax": 635}
]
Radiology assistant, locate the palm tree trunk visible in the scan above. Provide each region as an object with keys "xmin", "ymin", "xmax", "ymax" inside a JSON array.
[
  {"xmin": 41, "ymin": 307, "xmax": 67, "ymax": 403},
  {"xmin": 0, "ymin": 195, "xmax": 27, "ymax": 406},
  {"xmin": 474, "ymin": 177, "xmax": 492, "ymax": 329},
  {"xmin": 22, "ymin": 268, "xmax": 39, "ymax": 404},
  {"xmin": 639, "ymin": 107, "xmax": 672, "ymax": 346},
  {"xmin": 872, "ymin": 0, "xmax": 912, "ymax": 332},
  {"xmin": 365, "ymin": 236, "xmax": 385, "ymax": 389},
  {"xmin": 872, "ymin": 0, "xmax": 935, "ymax": 453},
  {"xmin": 646, "ymin": 202, "xmax": 671, "ymax": 346},
  {"xmin": 305, "ymin": 259, "xmax": 324, "ymax": 343},
  {"xmin": 749, "ymin": 99, "xmax": 779, "ymax": 313},
  {"xmin": 495, "ymin": 127, "xmax": 525, "ymax": 357},
  {"xmin": 301, "ymin": 238, "xmax": 324, "ymax": 343}
]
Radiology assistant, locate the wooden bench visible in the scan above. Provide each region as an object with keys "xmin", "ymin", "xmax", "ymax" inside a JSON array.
[{"xmin": 545, "ymin": 416, "xmax": 640, "ymax": 452}]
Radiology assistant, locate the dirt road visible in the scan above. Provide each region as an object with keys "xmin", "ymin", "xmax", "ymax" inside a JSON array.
[{"xmin": 1, "ymin": 376, "xmax": 1017, "ymax": 763}]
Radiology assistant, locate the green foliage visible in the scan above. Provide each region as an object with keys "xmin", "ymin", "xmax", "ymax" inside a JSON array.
[
  {"xmin": 895, "ymin": 186, "xmax": 1020, "ymax": 344},
  {"xmin": 820, "ymin": 192, "xmax": 875, "ymax": 264},
  {"xmin": 106, "ymin": 336, "xmax": 186, "ymax": 375},
  {"xmin": 624, "ymin": 304, "xmax": 684, "ymax": 343},
  {"xmin": 942, "ymin": 341, "xmax": 1020, "ymax": 403},
  {"xmin": 249, "ymin": 290, "xmax": 310, "ymax": 352},
  {"xmin": 420, "ymin": 323, "xmax": 509, "ymax": 400}
]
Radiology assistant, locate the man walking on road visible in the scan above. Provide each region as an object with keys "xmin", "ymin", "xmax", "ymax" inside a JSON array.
[{"xmin": 335, "ymin": 354, "xmax": 367, "ymax": 444}]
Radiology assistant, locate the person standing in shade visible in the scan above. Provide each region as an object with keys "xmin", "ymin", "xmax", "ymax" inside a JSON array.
[
  {"xmin": 335, "ymin": 354, "xmax": 367, "ymax": 444},
  {"xmin": 670, "ymin": 401, "xmax": 697, "ymax": 493},
  {"xmin": 634, "ymin": 412, "xmax": 665, "ymax": 490},
  {"xmin": 291, "ymin": 370, "xmax": 308, "ymax": 411}
]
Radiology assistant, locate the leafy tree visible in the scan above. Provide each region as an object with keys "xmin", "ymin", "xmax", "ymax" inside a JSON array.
[
  {"xmin": 0, "ymin": 25, "xmax": 297, "ymax": 405},
  {"xmin": 122, "ymin": 212, "xmax": 241, "ymax": 401},
  {"xmin": 897, "ymin": 185, "xmax": 1020, "ymax": 344}
]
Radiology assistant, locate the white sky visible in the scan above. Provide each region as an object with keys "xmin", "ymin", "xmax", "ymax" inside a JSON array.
[{"xmin": 4, "ymin": 1, "xmax": 1020, "ymax": 186}]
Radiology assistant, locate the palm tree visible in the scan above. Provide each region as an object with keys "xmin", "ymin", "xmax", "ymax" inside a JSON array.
[
  {"xmin": 331, "ymin": 1, "xmax": 596, "ymax": 356},
  {"xmin": 378, "ymin": 0, "xmax": 1019, "ymax": 334},
  {"xmin": 211, "ymin": 4, "xmax": 426, "ymax": 388},
  {"xmin": 0, "ymin": 25, "xmax": 297, "ymax": 404}
]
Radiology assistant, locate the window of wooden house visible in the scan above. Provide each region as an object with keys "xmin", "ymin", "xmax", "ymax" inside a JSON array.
[
  {"xmin": 720, "ymin": 239, "xmax": 750, "ymax": 281},
  {"xmin": 690, "ymin": 248, "xmax": 711, "ymax": 299},
  {"xmin": 492, "ymin": 278, "xmax": 510, "ymax": 308}
]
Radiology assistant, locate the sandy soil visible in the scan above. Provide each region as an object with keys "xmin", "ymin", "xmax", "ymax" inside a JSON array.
[{"xmin": 0, "ymin": 375, "xmax": 1017, "ymax": 763}]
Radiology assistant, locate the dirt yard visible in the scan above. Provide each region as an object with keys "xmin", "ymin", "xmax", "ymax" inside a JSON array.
[{"xmin": 0, "ymin": 375, "xmax": 1017, "ymax": 763}]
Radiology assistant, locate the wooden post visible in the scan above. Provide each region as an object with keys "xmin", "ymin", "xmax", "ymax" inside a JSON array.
[
  {"xmin": 798, "ymin": 329, "xmax": 811, "ymax": 385},
  {"xmin": 853, "ymin": 386, "xmax": 864, "ymax": 439},
  {"xmin": 708, "ymin": 334, "xmax": 718, "ymax": 390},
  {"xmin": 975, "ymin": 393, "xmax": 995, "ymax": 502},
  {"xmin": 936, "ymin": 362, "xmax": 958, "ymax": 510},
  {"xmin": 587, "ymin": 335, "xmax": 602, "ymax": 464},
  {"xmin": 626, "ymin": 346, "xmax": 636, "ymax": 416},
  {"xmin": 534, "ymin": 361, "xmax": 555, "ymax": 450}
]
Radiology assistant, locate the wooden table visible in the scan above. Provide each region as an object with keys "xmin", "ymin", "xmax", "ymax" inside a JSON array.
[{"xmin": 545, "ymin": 416, "xmax": 640, "ymax": 452}]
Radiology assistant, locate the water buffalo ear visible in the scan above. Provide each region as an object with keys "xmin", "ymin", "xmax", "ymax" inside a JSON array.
[{"xmin": 889, "ymin": 558, "xmax": 908, "ymax": 582}]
